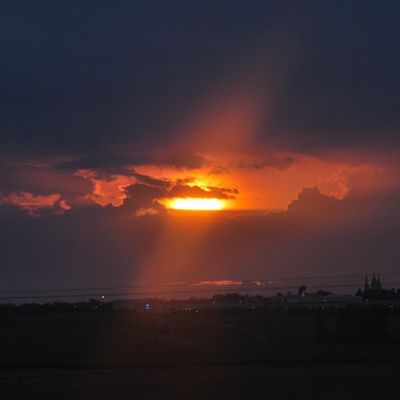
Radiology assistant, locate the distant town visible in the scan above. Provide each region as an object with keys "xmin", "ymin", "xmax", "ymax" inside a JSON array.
[{"xmin": 2, "ymin": 273, "xmax": 400, "ymax": 314}]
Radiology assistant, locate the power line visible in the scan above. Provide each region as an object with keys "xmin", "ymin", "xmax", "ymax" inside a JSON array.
[
  {"xmin": 2, "ymin": 281, "xmax": 400, "ymax": 301},
  {"xmin": 1, "ymin": 271, "xmax": 399, "ymax": 296}
]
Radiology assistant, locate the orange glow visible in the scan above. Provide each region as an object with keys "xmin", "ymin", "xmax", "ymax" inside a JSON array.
[
  {"xmin": 195, "ymin": 280, "xmax": 242, "ymax": 286},
  {"xmin": 75, "ymin": 169, "xmax": 135, "ymax": 207},
  {"xmin": 0, "ymin": 192, "xmax": 65, "ymax": 215},
  {"xmin": 165, "ymin": 197, "xmax": 225, "ymax": 211},
  {"xmin": 75, "ymin": 152, "xmax": 387, "ymax": 214}
]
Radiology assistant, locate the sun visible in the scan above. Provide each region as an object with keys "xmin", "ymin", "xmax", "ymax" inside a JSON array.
[{"xmin": 165, "ymin": 198, "xmax": 225, "ymax": 211}]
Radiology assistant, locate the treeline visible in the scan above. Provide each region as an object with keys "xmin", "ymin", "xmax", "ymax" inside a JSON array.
[
  {"xmin": 356, "ymin": 288, "xmax": 400, "ymax": 301},
  {"xmin": 0, "ymin": 299, "xmax": 113, "ymax": 314}
]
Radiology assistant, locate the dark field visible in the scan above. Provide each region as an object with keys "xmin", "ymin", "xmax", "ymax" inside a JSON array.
[{"xmin": 1, "ymin": 307, "xmax": 400, "ymax": 398}]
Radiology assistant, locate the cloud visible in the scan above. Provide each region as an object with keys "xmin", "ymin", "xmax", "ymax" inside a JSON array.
[
  {"xmin": 236, "ymin": 155, "xmax": 295, "ymax": 170},
  {"xmin": 150, "ymin": 152, "xmax": 207, "ymax": 170},
  {"xmin": 74, "ymin": 168, "xmax": 173, "ymax": 208},
  {"xmin": 208, "ymin": 165, "xmax": 231, "ymax": 175},
  {"xmin": 0, "ymin": 162, "xmax": 93, "ymax": 206},
  {"xmin": 195, "ymin": 280, "xmax": 242, "ymax": 287},
  {"xmin": 165, "ymin": 184, "xmax": 237, "ymax": 199},
  {"xmin": 112, "ymin": 179, "xmax": 240, "ymax": 217},
  {"xmin": 134, "ymin": 207, "xmax": 160, "ymax": 217},
  {"xmin": 73, "ymin": 165, "xmax": 239, "ymax": 212},
  {"xmin": 1, "ymin": 0, "xmax": 400, "ymax": 169},
  {"xmin": 131, "ymin": 172, "xmax": 170, "ymax": 189},
  {"xmin": 286, "ymin": 187, "xmax": 339, "ymax": 216},
  {"xmin": 120, "ymin": 181, "xmax": 239, "ymax": 216},
  {"xmin": 0, "ymin": 192, "xmax": 69, "ymax": 216},
  {"xmin": 122, "ymin": 183, "xmax": 165, "ymax": 213},
  {"xmin": 73, "ymin": 170, "xmax": 134, "ymax": 207},
  {"xmin": 58, "ymin": 151, "xmax": 206, "ymax": 174}
]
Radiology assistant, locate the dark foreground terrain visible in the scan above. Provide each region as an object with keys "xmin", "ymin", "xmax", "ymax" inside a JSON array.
[
  {"xmin": 2, "ymin": 364, "xmax": 400, "ymax": 400},
  {"xmin": 1, "ymin": 305, "xmax": 400, "ymax": 398}
]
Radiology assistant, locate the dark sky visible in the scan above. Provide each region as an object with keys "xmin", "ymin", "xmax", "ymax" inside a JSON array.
[{"xmin": 1, "ymin": 1, "xmax": 400, "ymax": 292}]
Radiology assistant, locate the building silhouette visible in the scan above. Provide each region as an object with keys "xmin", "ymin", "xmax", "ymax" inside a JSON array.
[{"xmin": 358, "ymin": 273, "xmax": 387, "ymax": 300}]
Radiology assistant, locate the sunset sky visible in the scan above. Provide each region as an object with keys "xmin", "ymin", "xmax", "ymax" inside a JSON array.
[{"xmin": 1, "ymin": 1, "xmax": 400, "ymax": 292}]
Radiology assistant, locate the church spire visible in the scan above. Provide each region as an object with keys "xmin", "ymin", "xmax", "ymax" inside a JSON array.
[
  {"xmin": 371, "ymin": 272, "xmax": 380, "ymax": 292},
  {"xmin": 364, "ymin": 274, "xmax": 370, "ymax": 293}
]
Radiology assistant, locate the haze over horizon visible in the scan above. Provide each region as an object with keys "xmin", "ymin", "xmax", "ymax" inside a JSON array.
[{"xmin": 1, "ymin": 1, "xmax": 400, "ymax": 292}]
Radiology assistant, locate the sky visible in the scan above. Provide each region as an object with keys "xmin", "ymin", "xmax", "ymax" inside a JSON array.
[{"xmin": 1, "ymin": 0, "xmax": 400, "ymax": 292}]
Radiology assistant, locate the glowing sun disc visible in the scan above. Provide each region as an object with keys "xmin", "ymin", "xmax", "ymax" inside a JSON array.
[{"xmin": 167, "ymin": 198, "xmax": 225, "ymax": 211}]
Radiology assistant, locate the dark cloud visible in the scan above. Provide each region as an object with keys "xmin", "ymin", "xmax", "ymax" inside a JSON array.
[
  {"xmin": 1, "ymin": 0, "xmax": 399, "ymax": 161},
  {"xmin": 0, "ymin": 163, "xmax": 91, "ymax": 196},
  {"xmin": 122, "ymin": 183, "xmax": 165, "ymax": 213},
  {"xmin": 117, "ymin": 181, "xmax": 238, "ymax": 214},
  {"xmin": 0, "ymin": 192, "xmax": 70, "ymax": 217},
  {"xmin": 132, "ymin": 172, "xmax": 170, "ymax": 189},
  {"xmin": 0, "ymin": 162, "xmax": 93, "ymax": 209},
  {"xmin": 287, "ymin": 187, "xmax": 339, "ymax": 216},
  {"xmin": 166, "ymin": 184, "xmax": 237, "ymax": 199},
  {"xmin": 208, "ymin": 165, "xmax": 231, "ymax": 175},
  {"xmin": 236, "ymin": 156, "xmax": 295, "ymax": 170},
  {"xmin": 57, "ymin": 152, "xmax": 206, "ymax": 173},
  {"xmin": 57, "ymin": 154, "xmax": 147, "ymax": 173},
  {"xmin": 150, "ymin": 153, "xmax": 207, "ymax": 170}
]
